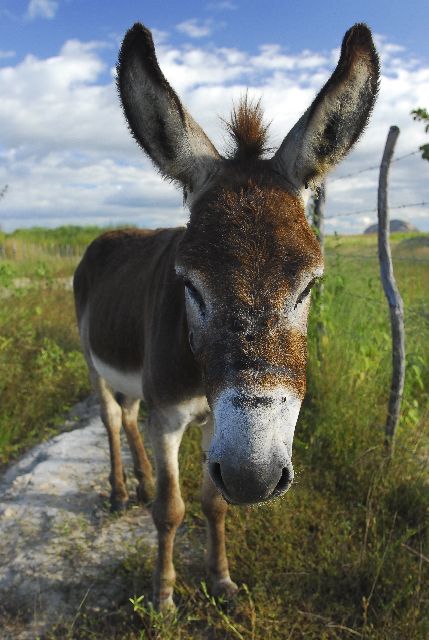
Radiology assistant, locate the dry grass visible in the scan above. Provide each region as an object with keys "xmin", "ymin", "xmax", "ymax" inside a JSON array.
[{"xmin": 0, "ymin": 227, "xmax": 428, "ymax": 639}]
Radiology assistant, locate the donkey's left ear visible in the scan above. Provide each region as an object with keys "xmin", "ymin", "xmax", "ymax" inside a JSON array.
[{"xmin": 271, "ymin": 24, "xmax": 379, "ymax": 190}]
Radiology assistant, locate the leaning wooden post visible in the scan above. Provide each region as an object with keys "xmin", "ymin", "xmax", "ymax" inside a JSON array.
[
  {"xmin": 377, "ymin": 126, "xmax": 405, "ymax": 456},
  {"xmin": 313, "ymin": 182, "xmax": 326, "ymax": 362},
  {"xmin": 313, "ymin": 181, "xmax": 326, "ymax": 259}
]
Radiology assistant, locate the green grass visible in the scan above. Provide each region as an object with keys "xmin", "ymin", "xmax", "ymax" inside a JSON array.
[
  {"xmin": 0, "ymin": 228, "xmax": 428, "ymax": 638},
  {"xmin": 0, "ymin": 286, "xmax": 90, "ymax": 464},
  {"xmin": 0, "ymin": 225, "xmax": 116, "ymax": 279},
  {"xmin": 0, "ymin": 226, "xmax": 107, "ymax": 463},
  {"xmin": 0, "ymin": 224, "xmax": 112, "ymax": 249}
]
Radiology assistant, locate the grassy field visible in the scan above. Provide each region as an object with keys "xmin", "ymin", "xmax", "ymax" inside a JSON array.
[{"xmin": 0, "ymin": 227, "xmax": 428, "ymax": 639}]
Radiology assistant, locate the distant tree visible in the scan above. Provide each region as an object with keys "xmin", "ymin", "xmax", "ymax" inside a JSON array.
[{"xmin": 411, "ymin": 108, "xmax": 429, "ymax": 161}]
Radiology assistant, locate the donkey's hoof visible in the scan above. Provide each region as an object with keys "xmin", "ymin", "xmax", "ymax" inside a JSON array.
[
  {"xmin": 154, "ymin": 594, "xmax": 176, "ymax": 614},
  {"xmin": 110, "ymin": 497, "xmax": 129, "ymax": 513},
  {"xmin": 211, "ymin": 577, "xmax": 239, "ymax": 600}
]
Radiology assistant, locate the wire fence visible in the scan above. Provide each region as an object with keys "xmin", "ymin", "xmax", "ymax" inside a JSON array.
[
  {"xmin": 325, "ymin": 252, "xmax": 429, "ymax": 263},
  {"xmin": 309, "ymin": 133, "xmax": 429, "ymax": 446},
  {"xmin": 324, "ymin": 146, "xmax": 428, "ymax": 226},
  {"xmin": 0, "ymin": 241, "xmax": 85, "ymax": 260},
  {"xmin": 325, "ymin": 201, "xmax": 429, "ymax": 220},
  {"xmin": 319, "ymin": 142, "xmax": 428, "ymax": 330},
  {"xmin": 329, "ymin": 149, "xmax": 420, "ymax": 183},
  {"xmin": 324, "ymin": 273, "xmax": 429, "ymax": 322}
]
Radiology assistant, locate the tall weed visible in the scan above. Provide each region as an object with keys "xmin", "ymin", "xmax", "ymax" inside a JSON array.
[{"xmin": 0, "ymin": 230, "xmax": 427, "ymax": 638}]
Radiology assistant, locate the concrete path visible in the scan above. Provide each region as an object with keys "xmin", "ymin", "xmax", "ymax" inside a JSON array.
[{"xmin": 0, "ymin": 398, "xmax": 157, "ymax": 639}]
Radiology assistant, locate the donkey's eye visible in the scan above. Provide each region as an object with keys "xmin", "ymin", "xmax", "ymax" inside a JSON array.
[
  {"xmin": 184, "ymin": 279, "xmax": 206, "ymax": 312},
  {"xmin": 294, "ymin": 279, "xmax": 316, "ymax": 309}
]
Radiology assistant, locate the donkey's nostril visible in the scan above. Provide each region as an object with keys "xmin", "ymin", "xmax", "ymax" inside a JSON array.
[
  {"xmin": 209, "ymin": 462, "xmax": 226, "ymax": 493},
  {"xmin": 230, "ymin": 318, "xmax": 244, "ymax": 333},
  {"xmin": 188, "ymin": 331, "xmax": 195, "ymax": 353},
  {"xmin": 272, "ymin": 467, "xmax": 292, "ymax": 497},
  {"xmin": 232, "ymin": 354, "xmax": 253, "ymax": 371}
]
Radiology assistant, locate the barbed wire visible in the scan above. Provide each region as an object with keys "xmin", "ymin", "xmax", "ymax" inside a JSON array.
[
  {"xmin": 324, "ymin": 252, "xmax": 429, "ymax": 263},
  {"xmin": 328, "ymin": 150, "xmax": 421, "ymax": 183},
  {"xmin": 323, "ymin": 287, "xmax": 429, "ymax": 322},
  {"xmin": 325, "ymin": 201, "xmax": 429, "ymax": 220}
]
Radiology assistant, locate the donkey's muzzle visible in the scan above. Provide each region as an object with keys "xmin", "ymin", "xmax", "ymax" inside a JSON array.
[
  {"xmin": 208, "ymin": 387, "xmax": 300, "ymax": 504},
  {"xmin": 208, "ymin": 458, "xmax": 293, "ymax": 504}
]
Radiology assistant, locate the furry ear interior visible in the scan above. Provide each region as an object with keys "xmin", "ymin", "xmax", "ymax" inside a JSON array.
[
  {"xmin": 271, "ymin": 23, "xmax": 380, "ymax": 190},
  {"xmin": 117, "ymin": 23, "xmax": 220, "ymax": 192}
]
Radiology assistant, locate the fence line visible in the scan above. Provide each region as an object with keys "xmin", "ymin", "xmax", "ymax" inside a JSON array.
[
  {"xmin": 309, "ymin": 126, "xmax": 429, "ymax": 456},
  {"xmin": 333, "ymin": 287, "xmax": 428, "ymax": 314},
  {"xmin": 0, "ymin": 241, "xmax": 86, "ymax": 261},
  {"xmin": 325, "ymin": 201, "xmax": 429, "ymax": 220},
  {"xmin": 328, "ymin": 149, "xmax": 420, "ymax": 183},
  {"xmin": 377, "ymin": 126, "xmax": 405, "ymax": 453},
  {"xmin": 324, "ymin": 252, "xmax": 429, "ymax": 263}
]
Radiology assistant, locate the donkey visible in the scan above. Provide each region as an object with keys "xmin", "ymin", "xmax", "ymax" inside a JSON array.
[{"xmin": 74, "ymin": 22, "xmax": 379, "ymax": 609}]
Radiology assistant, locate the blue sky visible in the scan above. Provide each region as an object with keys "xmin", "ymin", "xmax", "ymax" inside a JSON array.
[
  {"xmin": 0, "ymin": 0, "xmax": 428, "ymax": 232},
  {"xmin": 3, "ymin": 1, "xmax": 429, "ymax": 65}
]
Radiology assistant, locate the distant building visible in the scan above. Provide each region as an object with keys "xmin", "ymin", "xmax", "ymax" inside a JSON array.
[{"xmin": 364, "ymin": 219, "xmax": 419, "ymax": 234}]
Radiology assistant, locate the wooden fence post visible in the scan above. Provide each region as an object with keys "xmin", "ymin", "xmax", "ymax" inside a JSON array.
[
  {"xmin": 313, "ymin": 182, "xmax": 326, "ymax": 260},
  {"xmin": 312, "ymin": 182, "xmax": 326, "ymax": 362},
  {"xmin": 377, "ymin": 126, "xmax": 405, "ymax": 455}
]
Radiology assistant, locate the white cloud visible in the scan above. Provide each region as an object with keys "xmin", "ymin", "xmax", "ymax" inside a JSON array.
[
  {"xmin": 206, "ymin": 1, "xmax": 237, "ymax": 10},
  {"xmin": 0, "ymin": 50, "xmax": 15, "ymax": 60},
  {"xmin": 0, "ymin": 30, "xmax": 428, "ymax": 233},
  {"xmin": 176, "ymin": 19, "xmax": 213, "ymax": 39},
  {"xmin": 26, "ymin": 0, "xmax": 58, "ymax": 20}
]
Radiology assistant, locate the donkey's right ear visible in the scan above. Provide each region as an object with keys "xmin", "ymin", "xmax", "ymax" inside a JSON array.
[{"xmin": 117, "ymin": 23, "xmax": 220, "ymax": 193}]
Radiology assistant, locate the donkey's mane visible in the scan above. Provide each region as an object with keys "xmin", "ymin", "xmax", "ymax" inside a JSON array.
[{"xmin": 225, "ymin": 95, "xmax": 270, "ymax": 161}]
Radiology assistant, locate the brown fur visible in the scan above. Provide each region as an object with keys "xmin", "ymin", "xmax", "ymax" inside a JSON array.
[
  {"xmin": 225, "ymin": 95, "xmax": 270, "ymax": 160},
  {"xmin": 74, "ymin": 20, "xmax": 379, "ymax": 611},
  {"xmin": 74, "ymin": 227, "xmax": 202, "ymax": 407},
  {"xmin": 177, "ymin": 177, "xmax": 321, "ymax": 400}
]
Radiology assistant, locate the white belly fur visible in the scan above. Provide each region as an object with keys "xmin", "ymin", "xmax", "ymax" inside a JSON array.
[{"xmin": 90, "ymin": 350, "xmax": 144, "ymax": 399}]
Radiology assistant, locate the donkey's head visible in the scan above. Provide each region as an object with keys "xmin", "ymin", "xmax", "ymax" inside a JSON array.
[{"xmin": 118, "ymin": 23, "xmax": 379, "ymax": 504}]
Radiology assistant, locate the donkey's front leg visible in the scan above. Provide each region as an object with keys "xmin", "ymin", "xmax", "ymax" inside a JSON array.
[
  {"xmin": 201, "ymin": 418, "xmax": 238, "ymax": 598},
  {"xmin": 149, "ymin": 409, "xmax": 187, "ymax": 611}
]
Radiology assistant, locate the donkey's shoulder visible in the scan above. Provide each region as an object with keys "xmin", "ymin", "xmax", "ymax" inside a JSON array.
[{"xmin": 83, "ymin": 227, "xmax": 185, "ymax": 266}]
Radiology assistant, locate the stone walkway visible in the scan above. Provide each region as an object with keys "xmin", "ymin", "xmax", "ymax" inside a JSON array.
[{"xmin": 0, "ymin": 398, "xmax": 157, "ymax": 639}]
